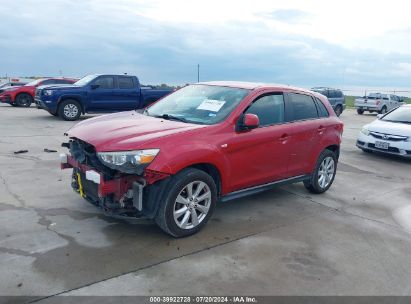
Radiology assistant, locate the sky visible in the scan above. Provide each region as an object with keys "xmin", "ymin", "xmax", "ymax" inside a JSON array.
[{"xmin": 1, "ymin": 0, "xmax": 411, "ymax": 89}]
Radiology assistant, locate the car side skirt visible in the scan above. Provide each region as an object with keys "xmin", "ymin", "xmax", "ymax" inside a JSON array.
[{"xmin": 220, "ymin": 175, "xmax": 310, "ymax": 202}]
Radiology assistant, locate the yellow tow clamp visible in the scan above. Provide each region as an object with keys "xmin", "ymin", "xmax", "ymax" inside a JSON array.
[{"xmin": 76, "ymin": 173, "xmax": 85, "ymax": 198}]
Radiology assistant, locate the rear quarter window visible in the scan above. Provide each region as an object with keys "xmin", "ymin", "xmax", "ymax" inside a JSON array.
[
  {"xmin": 315, "ymin": 98, "xmax": 329, "ymax": 118},
  {"xmin": 118, "ymin": 76, "xmax": 134, "ymax": 89}
]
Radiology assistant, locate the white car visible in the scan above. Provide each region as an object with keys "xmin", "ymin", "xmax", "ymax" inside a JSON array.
[{"xmin": 357, "ymin": 105, "xmax": 411, "ymax": 158}]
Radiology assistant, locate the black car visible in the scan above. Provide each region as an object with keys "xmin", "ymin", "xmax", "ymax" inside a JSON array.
[{"xmin": 311, "ymin": 87, "xmax": 345, "ymax": 117}]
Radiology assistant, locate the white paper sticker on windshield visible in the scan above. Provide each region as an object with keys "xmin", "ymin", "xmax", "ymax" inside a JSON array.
[{"xmin": 197, "ymin": 99, "xmax": 226, "ymax": 112}]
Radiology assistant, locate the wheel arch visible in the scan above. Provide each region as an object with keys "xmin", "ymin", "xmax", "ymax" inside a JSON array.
[
  {"xmin": 185, "ymin": 163, "xmax": 223, "ymax": 197},
  {"xmin": 325, "ymin": 144, "xmax": 340, "ymax": 160}
]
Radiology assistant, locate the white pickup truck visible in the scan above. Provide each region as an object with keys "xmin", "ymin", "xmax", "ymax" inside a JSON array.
[{"xmin": 355, "ymin": 93, "xmax": 403, "ymax": 115}]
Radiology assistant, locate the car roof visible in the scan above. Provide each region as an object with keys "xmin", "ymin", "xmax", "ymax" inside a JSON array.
[{"xmin": 197, "ymin": 81, "xmax": 314, "ymax": 94}]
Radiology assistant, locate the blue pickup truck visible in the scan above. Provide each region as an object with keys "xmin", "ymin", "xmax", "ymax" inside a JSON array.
[{"xmin": 35, "ymin": 74, "xmax": 173, "ymax": 120}]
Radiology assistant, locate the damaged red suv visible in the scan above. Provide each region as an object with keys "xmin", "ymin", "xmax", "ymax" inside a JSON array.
[{"xmin": 62, "ymin": 82, "xmax": 343, "ymax": 237}]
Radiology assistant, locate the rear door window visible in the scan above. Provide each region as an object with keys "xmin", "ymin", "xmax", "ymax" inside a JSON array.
[
  {"xmin": 245, "ymin": 93, "xmax": 285, "ymax": 127},
  {"xmin": 118, "ymin": 76, "xmax": 134, "ymax": 89},
  {"xmin": 329, "ymin": 90, "xmax": 337, "ymax": 98},
  {"xmin": 57, "ymin": 79, "xmax": 73, "ymax": 84},
  {"xmin": 289, "ymin": 93, "xmax": 318, "ymax": 121}
]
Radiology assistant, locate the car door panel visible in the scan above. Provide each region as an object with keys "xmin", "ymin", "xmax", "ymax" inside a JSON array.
[
  {"xmin": 224, "ymin": 93, "xmax": 291, "ymax": 192},
  {"xmin": 114, "ymin": 76, "xmax": 140, "ymax": 110},
  {"xmin": 284, "ymin": 92, "xmax": 322, "ymax": 177},
  {"xmin": 88, "ymin": 76, "xmax": 117, "ymax": 111}
]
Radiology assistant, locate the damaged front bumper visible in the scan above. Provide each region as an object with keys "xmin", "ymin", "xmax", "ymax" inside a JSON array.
[{"xmin": 60, "ymin": 152, "xmax": 170, "ymax": 219}]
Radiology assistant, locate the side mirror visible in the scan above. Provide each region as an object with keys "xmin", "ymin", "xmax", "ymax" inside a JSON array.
[
  {"xmin": 376, "ymin": 114, "xmax": 383, "ymax": 119},
  {"xmin": 237, "ymin": 113, "xmax": 259, "ymax": 131},
  {"xmin": 90, "ymin": 84, "xmax": 100, "ymax": 90}
]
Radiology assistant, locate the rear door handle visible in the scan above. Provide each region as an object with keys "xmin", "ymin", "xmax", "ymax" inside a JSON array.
[
  {"xmin": 317, "ymin": 126, "xmax": 325, "ymax": 133},
  {"xmin": 279, "ymin": 133, "xmax": 289, "ymax": 142}
]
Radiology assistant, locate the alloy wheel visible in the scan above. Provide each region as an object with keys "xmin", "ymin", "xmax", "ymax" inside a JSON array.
[
  {"xmin": 173, "ymin": 181, "xmax": 211, "ymax": 229},
  {"xmin": 63, "ymin": 104, "xmax": 79, "ymax": 118},
  {"xmin": 317, "ymin": 156, "xmax": 335, "ymax": 189}
]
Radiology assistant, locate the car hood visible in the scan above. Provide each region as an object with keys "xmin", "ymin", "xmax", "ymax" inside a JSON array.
[
  {"xmin": 6, "ymin": 85, "xmax": 32, "ymax": 92},
  {"xmin": 37, "ymin": 84, "xmax": 76, "ymax": 90},
  {"xmin": 67, "ymin": 111, "xmax": 208, "ymax": 151},
  {"xmin": 41, "ymin": 84, "xmax": 81, "ymax": 91},
  {"xmin": 367, "ymin": 119, "xmax": 411, "ymax": 137}
]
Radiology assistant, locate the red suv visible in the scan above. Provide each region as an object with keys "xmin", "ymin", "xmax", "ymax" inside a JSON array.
[
  {"xmin": 0, "ymin": 78, "xmax": 77, "ymax": 107},
  {"xmin": 61, "ymin": 82, "xmax": 343, "ymax": 237}
]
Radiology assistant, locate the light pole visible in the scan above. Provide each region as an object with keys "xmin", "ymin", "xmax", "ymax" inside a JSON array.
[{"xmin": 197, "ymin": 64, "xmax": 200, "ymax": 83}]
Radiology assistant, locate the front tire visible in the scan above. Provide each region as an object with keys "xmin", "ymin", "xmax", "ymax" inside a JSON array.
[
  {"xmin": 304, "ymin": 149, "xmax": 337, "ymax": 194},
  {"xmin": 58, "ymin": 99, "xmax": 81, "ymax": 121},
  {"xmin": 357, "ymin": 109, "xmax": 364, "ymax": 115},
  {"xmin": 379, "ymin": 106, "xmax": 387, "ymax": 114},
  {"xmin": 15, "ymin": 93, "xmax": 33, "ymax": 107},
  {"xmin": 155, "ymin": 168, "xmax": 217, "ymax": 237}
]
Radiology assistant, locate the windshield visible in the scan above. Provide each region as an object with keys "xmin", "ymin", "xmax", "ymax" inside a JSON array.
[
  {"xmin": 74, "ymin": 75, "xmax": 98, "ymax": 86},
  {"xmin": 25, "ymin": 79, "xmax": 42, "ymax": 86},
  {"xmin": 145, "ymin": 84, "xmax": 250, "ymax": 125},
  {"xmin": 381, "ymin": 106, "xmax": 411, "ymax": 123}
]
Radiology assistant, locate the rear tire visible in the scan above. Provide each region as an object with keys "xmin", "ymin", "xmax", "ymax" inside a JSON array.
[
  {"xmin": 58, "ymin": 99, "xmax": 81, "ymax": 121},
  {"xmin": 334, "ymin": 105, "xmax": 343, "ymax": 117},
  {"xmin": 155, "ymin": 168, "xmax": 217, "ymax": 238},
  {"xmin": 357, "ymin": 109, "xmax": 364, "ymax": 115},
  {"xmin": 15, "ymin": 93, "xmax": 33, "ymax": 107},
  {"xmin": 304, "ymin": 149, "xmax": 337, "ymax": 194}
]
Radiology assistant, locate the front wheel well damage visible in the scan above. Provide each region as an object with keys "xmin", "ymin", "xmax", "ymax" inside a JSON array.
[{"xmin": 183, "ymin": 163, "xmax": 222, "ymax": 197}]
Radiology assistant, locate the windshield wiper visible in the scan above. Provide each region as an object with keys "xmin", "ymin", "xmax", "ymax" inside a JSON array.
[{"xmin": 158, "ymin": 113, "xmax": 188, "ymax": 123}]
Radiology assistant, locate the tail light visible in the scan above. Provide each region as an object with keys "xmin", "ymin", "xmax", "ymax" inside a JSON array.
[{"xmin": 376, "ymin": 100, "xmax": 381, "ymax": 105}]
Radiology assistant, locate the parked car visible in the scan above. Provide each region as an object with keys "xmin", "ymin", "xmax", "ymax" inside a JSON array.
[
  {"xmin": 0, "ymin": 81, "xmax": 27, "ymax": 93},
  {"xmin": 36, "ymin": 74, "xmax": 174, "ymax": 121},
  {"xmin": 60, "ymin": 81, "xmax": 344, "ymax": 237},
  {"xmin": 0, "ymin": 78, "xmax": 77, "ymax": 107},
  {"xmin": 354, "ymin": 93, "xmax": 402, "ymax": 115},
  {"xmin": 357, "ymin": 104, "xmax": 411, "ymax": 157},
  {"xmin": 311, "ymin": 87, "xmax": 345, "ymax": 116}
]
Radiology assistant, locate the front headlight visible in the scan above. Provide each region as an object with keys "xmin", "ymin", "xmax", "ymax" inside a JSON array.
[
  {"xmin": 97, "ymin": 149, "xmax": 160, "ymax": 173},
  {"xmin": 361, "ymin": 127, "xmax": 370, "ymax": 136},
  {"xmin": 44, "ymin": 90, "xmax": 54, "ymax": 96}
]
